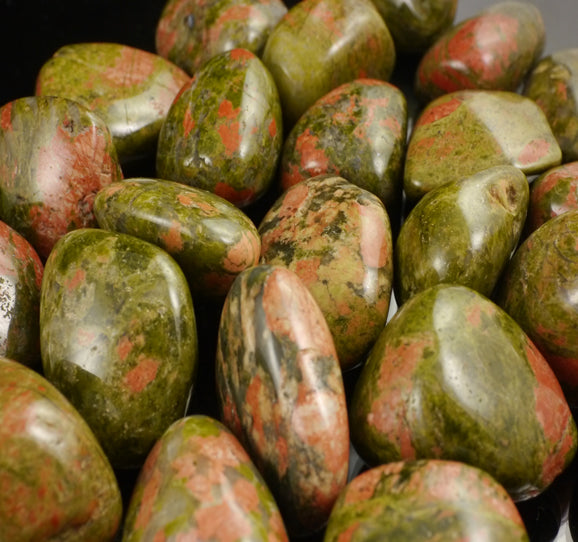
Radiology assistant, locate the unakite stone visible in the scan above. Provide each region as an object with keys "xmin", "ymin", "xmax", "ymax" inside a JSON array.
[
  {"xmin": 36, "ymin": 42, "xmax": 190, "ymax": 163},
  {"xmin": 155, "ymin": 0, "xmax": 287, "ymax": 76},
  {"xmin": 350, "ymin": 283, "xmax": 577, "ymax": 501},
  {"xmin": 40, "ymin": 228, "xmax": 198, "ymax": 469},
  {"xmin": 370, "ymin": 0, "xmax": 458, "ymax": 54},
  {"xmin": 524, "ymin": 48, "xmax": 578, "ymax": 162},
  {"xmin": 395, "ymin": 165, "xmax": 529, "ymax": 305},
  {"xmin": 156, "ymin": 48, "xmax": 282, "ymax": 208},
  {"xmin": 496, "ymin": 210, "xmax": 578, "ymax": 404},
  {"xmin": 415, "ymin": 1, "xmax": 545, "ymax": 104},
  {"xmin": 262, "ymin": 0, "xmax": 396, "ymax": 128},
  {"xmin": 0, "ymin": 96, "xmax": 122, "ymax": 260},
  {"xmin": 404, "ymin": 90, "xmax": 561, "ymax": 203},
  {"xmin": 122, "ymin": 415, "xmax": 289, "ymax": 542},
  {"xmin": 0, "ymin": 357, "xmax": 122, "ymax": 541},
  {"xmin": 324, "ymin": 460, "xmax": 529, "ymax": 542},
  {"xmin": 280, "ymin": 78, "xmax": 407, "ymax": 228}
]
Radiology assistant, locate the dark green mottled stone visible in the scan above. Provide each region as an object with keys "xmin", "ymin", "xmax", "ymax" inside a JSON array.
[
  {"xmin": 370, "ymin": 0, "xmax": 457, "ymax": 53},
  {"xmin": 156, "ymin": 48, "xmax": 282, "ymax": 208},
  {"xmin": 122, "ymin": 415, "xmax": 288, "ymax": 542},
  {"xmin": 0, "ymin": 96, "xmax": 122, "ymax": 260},
  {"xmin": 395, "ymin": 165, "xmax": 529, "ymax": 304},
  {"xmin": 280, "ymin": 78, "xmax": 407, "ymax": 226},
  {"xmin": 94, "ymin": 178, "xmax": 261, "ymax": 298},
  {"xmin": 40, "ymin": 228, "xmax": 198, "ymax": 469},
  {"xmin": 216, "ymin": 264, "xmax": 349, "ymax": 536},
  {"xmin": 0, "ymin": 357, "xmax": 122, "ymax": 541},
  {"xmin": 404, "ymin": 90, "xmax": 561, "ymax": 203},
  {"xmin": 496, "ymin": 210, "xmax": 578, "ymax": 404},
  {"xmin": 0, "ymin": 221, "xmax": 43, "ymax": 369},
  {"xmin": 350, "ymin": 283, "xmax": 577, "ymax": 501},
  {"xmin": 262, "ymin": 0, "xmax": 396, "ymax": 128},
  {"xmin": 36, "ymin": 42, "xmax": 190, "ymax": 163},
  {"xmin": 524, "ymin": 48, "xmax": 578, "ymax": 163},
  {"xmin": 324, "ymin": 460, "xmax": 529, "ymax": 542},
  {"xmin": 155, "ymin": 0, "xmax": 287, "ymax": 76}
]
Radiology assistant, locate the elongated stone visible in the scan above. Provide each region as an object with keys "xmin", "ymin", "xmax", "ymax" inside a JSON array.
[
  {"xmin": 216, "ymin": 264, "xmax": 349, "ymax": 536},
  {"xmin": 36, "ymin": 42, "xmax": 190, "ymax": 163},
  {"xmin": 404, "ymin": 90, "xmax": 561, "ymax": 203},
  {"xmin": 350, "ymin": 283, "xmax": 577, "ymax": 501},
  {"xmin": 416, "ymin": 1, "xmax": 545, "ymax": 103},
  {"xmin": 395, "ymin": 165, "xmax": 528, "ymax": 304}
]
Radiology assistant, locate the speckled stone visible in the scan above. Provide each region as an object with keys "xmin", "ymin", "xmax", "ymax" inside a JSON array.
[
  {"xmin": 156, "ymin": 48, "xmax": 282, "ymax": 208},
  {"xmin": 497, "ymin": 210, "xmax": 578, "ymax": 405},
  {"xmin": 94, "ymin": 178, "xmax": 260, "ymax": 299},
  {"xmin": 259, "ymin": 175, "xmax": 394, "ymax": 371},
  {"xmin": 0, "ymin": 96, "xmax": 122, "ymax": 260},
  {"xmin": 122, "ymin": 415, "xmax": 289, "ymax": 542},
  {"xmin": 36, "ymin": 42, "xmax": 190, "ymax": 163},
  {"xmin": 0, "ymin": 357, "xmax": 122, "ymax": 541},
  {"xmin": 155, "ymin": 0, "xmax": 287, "ymax": 76},
  {"xmin": 40, "ymin": 228, "xmax": 198, "ymax": 469},
  {"xmin": 524, "ymin": 48, "xmax": 578, "ymax": 163},
  {"xmin": 404, "ymin": 90, "xmax": 562, "ymax": 203},
  {"xmin": 262, "ymin": 0, "xmax": 396, "ymax": 128},
  {"xmin": 216, "ymin": 264, "xmax": 349, "ymax": 536},
  {"xmin": 415, "ymin": 1, "xmax": 545, "ymax": 103},
  {"xmin": 395, "ymin": 165, "xmax": 529, "ymax": 304},
  {"xmin": 350, "ymin": 283, "xmax": 577, "ymax": 502},
  {"xmin": 370, "ymin": 0, "xmax": 458, "ymax": 54},
  {"xmin": 324, "ymin": 460, "xmax": 529, "ymax": 542},
  {"xmin": 280, "ymin": 78, "xmax": 407, "ymax": 226}
]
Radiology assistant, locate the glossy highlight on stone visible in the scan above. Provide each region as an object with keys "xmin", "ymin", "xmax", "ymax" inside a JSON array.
[
  {"xmin": 415, "ymin": 1, "xmax": 545, "ymax": 103},
  {"xmin": 216, "ymin": 264, "xmax": 349, "ymax": 536},
  {"xmin": 259, "ymin": 175, "xmax": 394, "ymax": 371},
  {"xmin": 404, "ymin": 90, "xmax": 562, "ymax": 203},
  {"xmin": 280, "ymin": 78, "xmax": 407, "ymax": 226},
  {"xmin": 36, "ymin": 42, "xmax": 190, "ymax": 163},
  {"xmin": 40, "ymin": 228, "xmax": 198, "ymax": 469},
  {"xmin": 324, "ymin": 460, "xmax": 529, "ymax": 542},
  {"xmin": 497, "ymin": 210, "xmax": 578, "ymax": 404},
  {"xmin": 0, "ymin": 96, "xmax": 122, "ymax": 260},
  {"xmin": 156, "ymin": 48, "xmax": 282, "ymax": 208},
  {"xmin": 94, "ymin": 178, "xmax": 261, "ymax": 298},
  {"xmin": 122, "ymin": 415, "xmax": 289, "ymax": 542},
  {"xmin": 395, "ymin": 165, "xmax": 529, "ymax": 304},
  {"xmin": 350, "ymin": 283, "xmax": 577, "ymax": 501},
  {"xmin": 155, "ymin": 0, "xmax": 287, "ymax": 76},
  {"xmin": 0, "ymin": 357, "xmax": 122, "ymax": 541},
  {"xmin": 262, "ymin": 0, "xmax": 396, "ymax": 128}
]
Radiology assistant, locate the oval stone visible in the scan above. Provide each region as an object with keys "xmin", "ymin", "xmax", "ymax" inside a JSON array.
[
  {"xmin": 415, "ymin": 1, "xmax": 545, "ymax": 103},
  {"xmin": 524, "ymin": 48, "xmax": 578, "ymax": 163},
  {"xmin": 496, "ymin": 210, "xmax": 578, "ymax": 404},
  {"xmin": 350, "ymin": 283, "xmax": 577, "ymax": 501},
  {"xmin": 259, "ymin": 175, "xmax": 393, "ymax": 371},
  {"xmin": 324, "ymin": 460, "xmax": 529, "ymax": 541},
  {"xmin": 0, "ymin": 221, "xmax": 43, "ymax": 369},
  {"xmin": 40, "ymin": 228, "xmax": 198, "ymax": 469},
  {"xmin": 94, "ymin": 178, "xmax": 260, "ymax": 299},
  {"xmin": 35, "ymin": 42, "xmax": 190, "ymax": 163},
  {"xmin": 280, "ymin": 78, "xmax": 407, "ymax": 227},
  {"xmin": 122, "ymin": 415, "xmax": 289, "ymax": 542},
  {"xmin": 0, "ymin": 357, "xmax": 122, "ymax": 541},
  {"xmin": 216, "ymin": 264, "xmax": 349, "ymax": 536},
  {"xmin": 155, "ymin": 0, "xmax": 287, "ymax": 76},
  {"xmin": 156, "ymin": 48, "xmax": 282, "ymax": 208},
  {"xmin": 0, "ymin": 96, "xmax": 122, "ymax": 260},
  {"xmin": 262, "ymin": 0, "xmax": 396, "ymax": 128},
  {"xmin": 395, "ymin": 165, "xmax": 529, "ymax": 304},
  {"xmin": 404, "ymin": 90, "xmax": 562, "ymax": 203}
]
